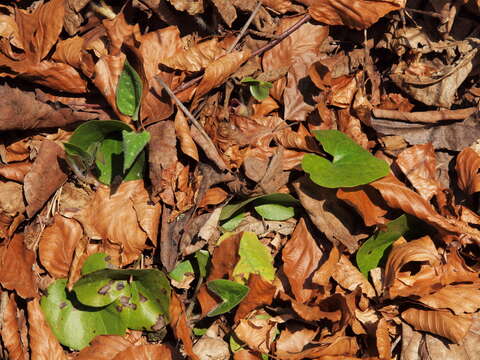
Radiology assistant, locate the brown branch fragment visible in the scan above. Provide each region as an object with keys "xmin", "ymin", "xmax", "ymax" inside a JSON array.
[{"xmin": 372, "ymin": 107, "xmax": 477, "ymax": 123}]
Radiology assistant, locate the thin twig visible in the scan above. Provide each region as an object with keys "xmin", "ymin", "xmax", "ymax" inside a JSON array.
[
  {"xmin": 173, "ymin": 14, "xmax": 312, "ymax": 94},
  {"xmin": 227, "ymin": 1, "xmax": 262, "ymax": 53},
  {"xmin": 155, "ymin": 76, "xmax": 227, "ymax": 170},
  {"xmin": 372, "ymin": 107, "xmax": 477, "ymax": 123},
  {"xmin": 405, "ymin": 7, "xmax": 443, "ymax": 19}
]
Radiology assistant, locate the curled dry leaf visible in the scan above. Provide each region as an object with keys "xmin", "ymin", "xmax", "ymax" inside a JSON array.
[
  {"xmin": 75, "ymin": 335, "xmax": 136, "ymax": 360},
  {"xmin": 0, "ymin": 234, "xmax": 37, "ymax": 299},
  {"xmin": 1, "ymin": 294, "xmax": 28, "ymax": 360},
  {"xmin": 332, "ymin": 255, "xmax": 376, "ymax": 298},
  {"xmin": 276, "ymin": 334, "xmax": 359, "ymax": 359},
  {"xmin": 261, "ymin": 0, "xmax": 292, "ymax": 13},
  {"xmin": 456, "ymin": 147, "xmax": 480, "ymax": 195},
  {"xmin": 282, "ymin": 218, "xmax": 323, "ymax": 303},
  {"xmin": 275, "ymin": 323, "xmax": 318, "ymax": 357},
  {"xmin": 23, "ymin": 140, "xmax": 67, "ymax": 218},
  {"xmin": 383, "ymin": 236, "xmax": 441, "ymax": 299},
  {"xmin": 234, "ymin": 310, "xmax": 277, "ymax": 354},
  {"xmin": 0, "ymin": 162, "xmax": 32, "ymax": 183},
  {"xmin": 396, "ymin": 144, "xmax": 442, "ymax": 201},
  {"xmin": 175, "ymin": 109, "xmax": 199, "ymax": 161},
  {"xmin": 27, "ymin": 299, "xmax": 68, "ymax": 360},
  {"xmin": 193, "ymin": 336, "xmax": 230, "ymax": 360},
  {"xmin": 305, "ymin": 0, "xmax": 405, "ymax": 30},
  {"xmin": 74, "ymin": 180, "xmax": 161, "ymax": 266},
  {"xmin": 112, "ymin": 344, "xmax": 174, "ymax": 360},
  {"xmin": 39, "ymin": 215, "xmax": 82, "ymax": 279},
  {"xmin": 401, "ymin": 308, "xmax": 472, "ymax": 344},
  {"xmin": 169, "ymin": 292, "xmax": 200, "ymax": 360}
]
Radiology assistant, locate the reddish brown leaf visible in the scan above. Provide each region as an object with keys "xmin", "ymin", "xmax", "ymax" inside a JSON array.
[
  {"xmin": 1, "ymin": 294, "xmax": 28, "ymax": 360},
  {"xmin": 456, "ymin": 147, "xmax": 480, "ymax": 195},
  {"xmin": 112, "ymin": 344, "xmax": 174, "ymax": 360},
  {"xmin": 402, "ymin": 308, "xmax": 472, "ymax": 344},
  {"xmin": 161, "ymin": 39, "xmax": 225, "ymax": 72},
  {"xmin": 0, "ymin": 162, "xmax": 32, "ymax": 183},
  {"xmin": 27, "ymin": 298, "xmax": 68, "ymax": 360},
  {"xmin": 275, "ymin": 323, "xmax": 318, "ymax": 357},
  {"xmin": 75, "ymin": 335, "xmax": 135, "ymax": 360},
  {"xmin": 260, "ymin": 0, "xmax": 292, "ymax": 13},
  {"xmin": 332, "ymin": 255, "xmax": 376, "ymax": 298},
  {"xmin": 234, "ymin": 310, "xmax": 277, "ymax": 354},
  {"xmin": 233, "ymin": 350, "xmax": 262, "ymax": 360},
  {"xmin": 174, "ymin": 109, "xmax": 199, "ymax": 161},
  {"xmin": 39, "ymin": 215, "xmax": 82, "ymax": 279},
  {"xmin": 169, "ymin": 292, "xmax": 200, "ymax": 360},
  {"xmin": 418, "ymin": 283, "xmax": 480, "ymax": 315},
  {"xmin": 282, "ymin": 218, "xmax": 323, "ymax": 303},
  {"xmin": 276, "ymin": 335, "xmax": 359, "ymax": 359},
  {"xmin": 0, "ymin": 181, "xmax": 25, "ymax": 217},
  {"xmin": 305, "ymin": 0, "xmax": 405, "ymax": 30},
  {"xmin": 235, "ymin": 274, "xmax": 276, "ymax": 322},
  {"xmin": 198, "ymin": 187, "xmax": 228, "ymax": 208},
  {"xmin": 0, "ymin": 234, "xmax": 37, "ymax": 299}
]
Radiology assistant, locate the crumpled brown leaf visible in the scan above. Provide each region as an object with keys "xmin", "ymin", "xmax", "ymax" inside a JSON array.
[
  {"xmin": 456, "ymin": 147, "xmax": 480, "ymax": 195},
  {"xmin": 75, "ymin": 335, "xmax": 139, "ymax": 360},
  {"xmin": 174, "ymin": 109, "xmax": 199, "ymax": 161},
  {"xmin": 0, "ymin": 181, "xmax": 25, "ymax": 217},
  {"xmin": 235, "ymin": 274, "xmax": 276, "ymax": 322},
  {"xmin": 74, "ymin": 180, "xmax": 161, "ymax": 266},
  {"xmin": 418, "ymin": 283, "xmax": 480, "ymax": 315},
  {"xmin": 275, "ymin": 323, "xmax": 318, "ymax": 357},
  {"xmin": 0, "ymin": 234, "xmax": 37, "ymax": 299},
  {"xmin": 302, "ymin": 0, "xmax": 405, "ymax": 30},
  {"xmin": 1, "ymin": 294, "xmax": 28, "ymax": 360},
  {"xmin": 169, "ymin": 292, "xmax": 200, "ymax": 360},
  {"xmin": 332, "ymin": 255, "xmax": 376, "ymax": 298},
  {"xmin": 23, "ymin": 140, "xmax": 68, "ymax": 218},
  {"xmin": 28, "ymin": 298, "xmax": 68, "ymax": 360},
  {"xmin": 0, "ymin": 162, "xmax": 32, "ymax": 183},
  {"xmin": 112, "ymin": 344, "xmax": 175, "ymax": 360}
]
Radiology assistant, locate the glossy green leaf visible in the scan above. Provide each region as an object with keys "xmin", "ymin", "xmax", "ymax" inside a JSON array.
[
  {"xmin": 122, "ymin": 130, "xmax": 150, "ymax": 172},
  {"xmin": 81, "ymin": 252, "xmax": 113, "ymax": 275},
  {"xmin": 169, "ymin": 260, "xmax": 194, "ymax": 282},
  {"xmin": 254, "ymin": 204, "xmax": 294, "ymax": 221},
  {"xmin": 220, "ymin": 193, "xmax": 298, "ymax": 221},
  {"xmin": 40, "ymin": 279, "xmax": 126, "ymax": 350},
  {"xmin": 116, "ymin": 60, "xmax": 143, "ymax": 121},
  {"xmin": 195, "ymin": 250, "xmax": 210, "ymax": 278},
  {"xmin": 220, "ymin": 212, "xmax": 245, "ymax": 231},
  {"xmin": 95, "ymin": 137, "xmax": 123, "ymax": 185},
  {"xmin": 206, "ymin": 279, "xmax": 249, "ymax": 317},
  {"xmin": 67, "ymin": 120, "xmax": 132, "ymax": 151},
  {"xmin": 356, "ymin": 215, "xmax": 410, "ymax": 276},
  {"xmin": 302, "ymin": 130, "xmax": 389, "ymax": 188},
  {"xmin": 232, "ymin": 232, "xmax": 275, "ymax": 283},
  {"xmin": 73, "ymin": 268, "xmax": 171, "ymax": 331},
  {"xmin": 241, "ymin": 77, "xmax": 272, "ymax": 101},
  {"xmin": 240, "ymin": 76, "xmax": 260, "ymax": 85}
]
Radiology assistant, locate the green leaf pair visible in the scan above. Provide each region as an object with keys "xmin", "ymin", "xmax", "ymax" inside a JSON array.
[
  {"xmin": 302, "ymin": 130, "xmax": 389, "ymax": 188},
  {"xmin": 64, "ymin": 120, "xmax": 150, "ymax": 185},
  {"xmin": 241, "ymin": 77, "xmax": 273, "ymax": 101},
  {"xmin": 41, "ymin": 253, "xmax": 171, "ymax": 350}
]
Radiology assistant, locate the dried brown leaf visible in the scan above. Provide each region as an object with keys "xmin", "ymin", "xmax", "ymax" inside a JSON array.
[
  {"xmin": 276, "ymin": 335, "xmax": 359, "ymax": 359},
  {"xmin": 418, "ymin": 283, "xmax": 480, "ymax": 315},
  {"xmin": 275, "ymin": 323, "xmax": 317, "ymax": 356},
  {"xmin": 0, "ymin": 181, "xmax": 25, "ymax": 217},
  {"xmin": 198, "ymin": 187, "xmax": 228, "ymax": 208},
  {"xmin": 169, "ymin": 292, "xmax": 200, "ymax": 360},
  {"xmin": 39, "ymin": 215, "xmax": 82, "ymax": 279},
  {"xmin": 260, "ymin": 0, "xmax": 292, "ymax": 13},
  {"xmin": 112, "ymin": 344, "xmax": 174, "ymax": 360},
  {"xmin": 162, "ymin": 39, "xmax": 225, "ymax": 72},
  {"xmin": 234, "ymin": 310, "xmax": 277, "ymax": 354},
  {"xmin": 211, "ymin": 0, "xmax": 237, "ymax": 27},
  {"xmin": 456, "ymin": 147, "xmax": 480, "ymax": 195},
  {"xmin": 75, "ymin": 335, "xmax": 135, "ymax": 360},
  {"xmin": 332, "ymin": 255, "xmax": 376, "ymax": 298},
  {"xmin": 235, "ymin": 274, "xmax": 276, "ymax": 322},
  {"xmin": 282, "ymin": 218, "xmax": 323, "ymax": 303},
  {"xmin": 24, "ymin": 140, "xmax": 67, "ymax": 218},
  {"xmin": 0, "ymin": 162, "xmax": 32, "ymax": 183},
  {"xmin": 0, "ymin": 234, "xmax": 37, "ymax": 299},
  {"xmin": 402, "ymin": 308, "xmax": 472, "ymax": 344},
  {"xmin": 27, "ymin": 298, "xmax": 68, "ymax": 360},
  {"xmin": 1, "ymin": 294, "xmax": 28, "ymax": 360},
  {"xmin": 174, "ymin": 109, "xmax": 199, "ymax": 161}
]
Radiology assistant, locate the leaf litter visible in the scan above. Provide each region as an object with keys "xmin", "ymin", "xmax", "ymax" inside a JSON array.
[{"xmin": 2, "ymin": 0, "xmax": 480, "ymax": 359}]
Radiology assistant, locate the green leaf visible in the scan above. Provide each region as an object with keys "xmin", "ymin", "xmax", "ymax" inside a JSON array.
[
  {"xmin": 254, "ymin": 204, "xmax": 294, "ymax": 221},
  {"xmin": 241, "ymin": 77, "xmax": 272, "ymax": 101},
  {"xmin": 193, "ymin": 328, "xmax": 208, "ymax": 336},
  {"xmin": 229, "ymin": 334, "xmax": 244, "ymax": 352},
  {"xmin": 302, "ymin": 130, "xmax": 389, "ymax": 188},
  {"xmin": 95, "ymin": 137, "xmax": 123, "ymax": 185},
  {"xmin": 220, "ymin": 212, "xmax": 245, "ymax": 231},
  {"xmin": 232, "ymin": 232, "xmax": 275, "ymax": 283},
  {"xmin": 206, "ymin": 279, "xmax": 249, "ymax": 317},
  {"xmin": 195, "ymin": 250, "xmax": 210, "ymax": 278},
  {"xmin": 81, "ymin": 252, "xmax": 113, "ymax": 275},
  {"xmin": 240, "ymin": 76, "xmax": 260, "ymax": 85},
  {"xmin": 67, "ymin": 120, "xmax": 132, "ymax": 151},
  {"xmin": 220, "ymin": 193, "xmax": 298, "ymax": 221},
  {"xmin": 122, "ymin": 130, "xmax": 150, "ymax": 172},
  {"xmin": 73, "ymin": 268, "xmax": 171, "ymax": 331},
  {"xmin": 169, "ymin": 260, "xmax": 194, "ymax": 282},
  {"xmin": 40, "ymin": 279, "xmax": 126, "ymax": 350},
  {"xmin": 64, "ymin": 142, "xmax": 96, "ymax": 174},
  {"xmin": 356, "ymin": 215, "xmax": 411, "ymax": 276},
  {"xmin": 116, "ymin": 60, "xmax": 143, "ymax": 121}
]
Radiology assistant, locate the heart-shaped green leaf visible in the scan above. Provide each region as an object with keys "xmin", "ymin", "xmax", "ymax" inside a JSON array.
[
  {"xmin": 254, "ymin": 204, "xmax": 294, "ymax": 221},
  {"xmin": 207, "ymin": 279, "xmax": 249, "ymax": 317},
  {"xmin": 122, "ymin": 130, "xmax": 150, "ymax": 172},
  {"xmin": 116, "ymin": 60, "xmax": 143, "ymax": 121},
  {"xmin": 40, "ymin": 279, "xmax": 126, "ymax": 350},
  {"xmin": 232, "ymin": 232, "xmax": 275, "ymax": 283},
  {"xmin": 356, "ymin": 215, "xmax": 410, "ymax": 276},
  {"xmin": 302, "ymin": 130, "xmax": 389, "ymax": 188}
]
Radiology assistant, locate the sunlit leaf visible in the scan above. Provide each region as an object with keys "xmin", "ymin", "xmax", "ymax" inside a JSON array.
[
  {"xmin": 220, "ymin": 212, "xmax": 245, "ymax": 231},
  {"xmin": 241, "ymin": 76, "xmax": 273, "ymax": 101},
  {"xmin": 116, "ymin": 60, "xmax": 143, "ymax": 121},
  {"xmin": 302, "ymin": 130, "xmax": 389, "ymax": 188},
  {"xmin": 169, "ymin": 260, "xmax": 194, "ymax": 282},
  {"xmin": 254, "ymin": 204, "xmax": 294, "ymax": 221},
  {"xmin": 206, "ymin": 279, "xmax": 249, "ymax": 317},
  {"xmin": 122, "ymin": 130, "xmax": 150, "ymax": 172},
  {"xmin": 195, "ymin": 250, "xmax": 210, "ymax": 278},
  {"xmin": 81, "ymin": 252, "xmax": 113, "ymax": 275}
]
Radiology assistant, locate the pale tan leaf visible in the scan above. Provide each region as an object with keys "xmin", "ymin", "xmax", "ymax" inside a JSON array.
[
  {"xmin": 161, "ymin": 39, "xmax": 225, "ymax": 72},
  {"xmin": 0, "ymin": 181, "xmax": 25, "ymax": 216},
  {"xmin": 402, "ymin": 308, "xmax": 472, "ymax": 344},
  {"xmin": 27, "ymin": 299, "xmax": 68, "ymax": 360},
  {"xmin": 333, "ymin": 255, "xmax": 376, "ymax": 298},
  {"xmin": 418, "ymin": 284, "xmax": 480, "ymax": 315},
  {"xmin": 234, "ymin": 310, "xmax": 277, "ymax": 354},
  {"xmin": 275, "ymin": 323, "xmax": 317, "ymax": 356}
]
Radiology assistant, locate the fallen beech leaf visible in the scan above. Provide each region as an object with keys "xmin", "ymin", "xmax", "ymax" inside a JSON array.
[
  {"xmin": 0, "ymin": 162, "xmax": 32, "ymax": 182},
  {"xmin": 456, "ymin": 147, "xmax": 480, "ymax": 195},
  {"xmin": 169, "ymin": 292, "xmax": 200, "ymax": 360},
  {"xmin": 75, "ymin": 335, "xmax": 135, "ymax": 360},
  {"xmin": 418, "ymin": 283, "xmax": 480, "ymax": 315},
  {"xmin": 198, "ymin": 187, "xmax": 228, "ymax": 208},
  {"xmin": 402, "ymin": 308, "xmax": 472, "ymax": 344},
  {"xmin": 234, "ymin": 310, "xmax": 277, "ymax": 354},
  {"xmin": 276, "ymin": 335, "xmax": 359, "ymax": 359},
  {"xmin": 112, "ymin": 344, "xmax": 174, "ymax": 360},
  {"xmin": 260, "ymin": 0, "xmax": 292, "ymax": 13},
  {"xmin": 0, "ymin": 234, "xmax": 37, "ymax": 299},
  {"xmin": 396, "ymin": 144, "xmax": 442, "ymax": 201},
  {"xmin": 332, "ymin": 255, "xmax": 376, "ymax": 298},
  {"xmin": 305, "ymin": 0, "xmax": 405, "ymax": 29},
  {"xmin": 74, "ymin": 180, "xmax": 161, "ymax": 266},
  {"xmin": 211, "ymin": 0, "xmax": 237, "ymax": 27},
  {"xmin": 23, "ymin": 140, "xmax": 68, "ymax": 218},
  {"xmin": 39, "ymin": 215, "xmax": 82, "ymax": 278},
  {"xmin": 235, "ymin": 274, "xmax": 275, "ymax": 322},
  {"xmin": 312, "ymin": 246, "xmax": 340, "ymax": 287},
  {"xmin": 282, "ymin": 218, "xmax": 323, "ymax": 303},
  {"xmin": 174, "ymin": 109, "xmax": 199, "ymax": 161},
  {"xmin": 27, "ymin": 299, "xmax": 68, "ymax": 360},
  {"xmin": 194, "ymin": 50, "xmax": 251, "ymax": 102},
  {"xmin": 276, "ymin": 323, "xmax": 317, "ymax": 356},
  {"xmin": 162, "ymin": 39, "xmax": 225, "ymax": 72},
  {"xmin": 0, "ymin": 181, "xmax": 25, "ymax": 216},
  {"xmin": 1, "ymin": 294, "xmax": 28, "ymax": 360}
]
